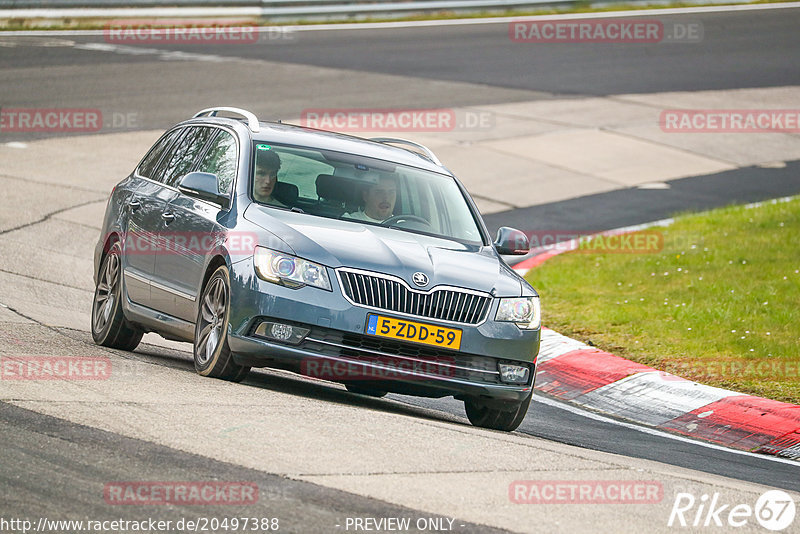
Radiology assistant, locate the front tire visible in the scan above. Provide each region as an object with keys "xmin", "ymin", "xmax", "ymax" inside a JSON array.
[
  {"xmin": 464, "ymin": 393, "xmax": 532, "ymax": 432},
  {"xmin": 193, "ymin": 265, "xmax": 249, "ymax": 382},
  {"xmin": 91, "ymin": 241, "xmax": 143, "ymax": 351}
]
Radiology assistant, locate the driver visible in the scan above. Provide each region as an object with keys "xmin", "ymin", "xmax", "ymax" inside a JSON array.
[
  {"xmin": 253, "ymin": 150, "xmax": 286, "ymax": 207},
  {"xmin": 344, "ymin": 174, "xmax": 397, "ymax": 223}
]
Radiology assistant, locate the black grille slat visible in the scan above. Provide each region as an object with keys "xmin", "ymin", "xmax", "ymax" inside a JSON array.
[
  {"xmin": 454, "ymin": 293, "xmax": 466, "ymax": 322},
  {"xmin": 358, "ymin": 275, "xmax": 365, "ymax": 305},
  {"xmin": 480, "ymin": 300, "xmax": 491, "ymax": 322},
  {"xmin": 369, "ymin": 277, "xmax": 378, "ymax": 307},
  {"xmin": 363, "ymin": 276, "xmax": 371, "ymax": 306},
  {"xmin": 463, "ymin": 294, "xmax": 475, "ymax": 324},
  {"xmin": 434, "ymin": 291, "xmax": 443, "ymax": 320},
  {"xmin": 465, "ymin": 294, "xmax": 479, "ymax": 324},
  {"xmin": 476, "ymin": 296, "xmax": 488, "ymax": 324},
  {"xmin": 456, "ymin": 293, "xmax": 467, "ymax": 322},
  {"xmin": 338, "ymin": 270, "xmax": 491, "ymax": 324},
  {"xmin": 443, "ymin": 292, "xmax": 455, "ymax": 322},
  {"xmin": 469, "ymin": 299, "xmax": 481, "ymax": 324},
  {"xmin": 341, "ymin": 273, "xmax": 352, "ymax": 299}
]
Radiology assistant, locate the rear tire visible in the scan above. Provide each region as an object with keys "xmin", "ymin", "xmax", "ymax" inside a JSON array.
[
  {"xmin": 91, "ymin": 241, "xmax": 143, "ymax": 351},
  {"xmin": 193, "ymin": 265, "xmax": 250, "ymax": 383},
  {"xmin": 464, "ymin": 393, "xmax": 531, "ymax": 432},
  {"xmin": 345, "ymin": 384, "xmax": 388, "ymax": 398}
]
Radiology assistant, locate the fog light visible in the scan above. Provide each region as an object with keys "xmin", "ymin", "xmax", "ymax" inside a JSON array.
[
  {"xmin": 271, "ymin": 323, "xmax": 293, "ymax": 341},
  {"xmin": 254, "ymin": 321, "xmax": 309, "ymax": 345},
  {"xmin": 498, "ymin": 363, "xmax": 530, "ymax": 384}
]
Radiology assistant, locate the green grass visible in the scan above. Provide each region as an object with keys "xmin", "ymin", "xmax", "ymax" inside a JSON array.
[
  {"xmin": 1, "ymin": 0, "xmax": 793, "ymax": 31},
  {"xmin": 526, "ymin": 196, "xmax": 800, "ymax": 404}
]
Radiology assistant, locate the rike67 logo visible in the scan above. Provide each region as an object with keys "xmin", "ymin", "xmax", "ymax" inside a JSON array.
[{"xmin": 668, "ymin": 490, "xmax": 796, "ymax": 531}]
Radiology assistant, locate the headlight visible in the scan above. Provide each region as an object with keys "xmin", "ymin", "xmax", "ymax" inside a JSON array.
[
  {"xmin": 496, "ymin": 296, "xmax": 541, "ymax": 329},
  {"xmin": 253, "ymin": 247, "xmax": 331, "ymax": 291}
]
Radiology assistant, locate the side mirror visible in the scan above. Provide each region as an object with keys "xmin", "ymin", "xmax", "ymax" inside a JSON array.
[
  {"xmin": 494, "ymin": 227, "xmax": 530, "ymax": 255},
  {"xmin": 178, "ymin": 172, "xmax": 228, "ymax": 206}
]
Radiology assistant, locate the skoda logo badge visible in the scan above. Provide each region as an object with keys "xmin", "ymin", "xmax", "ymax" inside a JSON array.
[{"xmin": 412, "ymin": 272, "xmax": 429, "ymax": 287}]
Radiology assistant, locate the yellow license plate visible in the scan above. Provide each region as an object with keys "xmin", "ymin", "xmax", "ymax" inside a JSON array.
[{"xmin": 366, "ymin": 314, "xmax": 462, "ymax": 350}]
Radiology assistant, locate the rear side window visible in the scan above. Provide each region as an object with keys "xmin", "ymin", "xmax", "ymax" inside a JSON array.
[
  {"xmin": 137, "ymin": 128, "xmax": 183, "ymax": 179},
  {"xmin": 159, "ymin": 126, "xmax": 215, "ymax": 188},
  {"xmin": 197, "ymin": 130, "xmax": 238, "ymax": 195}
]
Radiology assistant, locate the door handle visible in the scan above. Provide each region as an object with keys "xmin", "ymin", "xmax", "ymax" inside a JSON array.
[
  {"xmin": 161, "ymin": 211, "xmax": 176, "ymax": 224},
  {"xmin": 129, "ymin": 199, "xmax": 141, "ymax": 211}
]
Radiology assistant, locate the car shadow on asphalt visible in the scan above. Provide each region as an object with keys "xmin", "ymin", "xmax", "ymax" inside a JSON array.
[
  {"xmin": 242, "ymin": 367, "xmax": 468, "ymax": 428},
  {"xmin": 58, "ymin": 327, "xmax": 469, "ymax": 428},
  {"xmin": 122, "ymin": 340, "xmax": 469, "ymax": 428}
]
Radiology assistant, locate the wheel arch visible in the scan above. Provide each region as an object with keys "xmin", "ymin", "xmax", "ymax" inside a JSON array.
[
  {"xmin": 200, "ymin": 254, "xmax": 230, "ymax": 297},
  {"xmin": 97, "ymin": 231, "xmax": 122, "ymax": 280}
]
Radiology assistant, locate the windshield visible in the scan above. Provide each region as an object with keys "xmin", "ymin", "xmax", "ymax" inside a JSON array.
[{"xmin": 250, "ymin": 142, "xmax": 485, "ymax": 245}]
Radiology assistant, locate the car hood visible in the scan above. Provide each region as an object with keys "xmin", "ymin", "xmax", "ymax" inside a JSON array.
[{"xmin": 243, "ymin": 205, "xmax": 523, "ymax": 296}]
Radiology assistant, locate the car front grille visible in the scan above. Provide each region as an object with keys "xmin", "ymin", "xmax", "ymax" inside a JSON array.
[{"xmin": 337, "ymin": 268, "xmax": 492, "ymax": 325}]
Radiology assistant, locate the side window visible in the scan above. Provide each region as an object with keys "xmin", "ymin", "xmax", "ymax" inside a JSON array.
[
  {"xmin": 151, "ymin": 128, "xmax": 188, "ymax": 183},
  {"xmin": 137, "ymin": 128, "xmax": 183, "ymax": 179},
  {"xmin": 197, "ymin": 130, "xmax": 238, "ymax": 195},
  {"xmin": 159, "ymin": 126, "xmax": 214, "ymax": 188}
]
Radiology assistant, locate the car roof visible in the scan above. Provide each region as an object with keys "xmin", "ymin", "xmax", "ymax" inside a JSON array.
[{"xmin": 181, "ymin": 109, "xmax": 452, "ymax": 176}]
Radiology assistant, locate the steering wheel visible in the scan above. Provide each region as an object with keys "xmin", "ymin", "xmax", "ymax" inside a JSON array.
[{"xmin": 381, "ymin": 214, "xmax": 432, "ymax": 228}]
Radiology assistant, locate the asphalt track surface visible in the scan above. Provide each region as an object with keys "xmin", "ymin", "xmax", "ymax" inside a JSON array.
[
  {"xmin": 2, "ymin": 6, "xmax": 800, "ymax": 530},
  {"xmin": 158, "ymin": 10, "xmax": 800, "ymax": 95},
  {"xmin": 485, "ymin": 161, "xmax": 800, "ymax": 238},
  {"xmin": 1, "ymin": 401, "xmax": 507, "ymax": 534},
  {"xmin": 3, "ymin": 10, "xmax": 796, "ymax": 95}
]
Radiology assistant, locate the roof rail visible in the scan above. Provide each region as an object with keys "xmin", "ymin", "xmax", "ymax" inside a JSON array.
[
  {"xmin": 193, "ymin": 107, "xmax": 260, "ymax": 133},
  {"xmin": 369, "ymin": 137, "xmax": 442, "ymax": 166}
]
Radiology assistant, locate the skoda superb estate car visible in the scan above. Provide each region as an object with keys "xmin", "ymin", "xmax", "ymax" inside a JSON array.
[{"xmin": 92, "ymin": 107, "xmax": 541, "ymax": 431}]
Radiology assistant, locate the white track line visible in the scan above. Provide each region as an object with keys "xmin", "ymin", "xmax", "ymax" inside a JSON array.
[
  {"xmin": 532, "ymin": 393, "xmax": 800, "ymax": 467},
  {"xmin": 3, "ymin": 2, "xmax": 800, "ymax": 36}
]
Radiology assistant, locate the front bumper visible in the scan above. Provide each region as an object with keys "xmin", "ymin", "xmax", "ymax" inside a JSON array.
[
  {"xmin": 229, "ymin": 332, "xmax": 533, "ymax": 403},
  {"xmin": 227, "ymin": 257, "xmax": 540, "ymax": 403}
]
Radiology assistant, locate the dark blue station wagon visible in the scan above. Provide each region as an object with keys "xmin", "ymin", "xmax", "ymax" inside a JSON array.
[{"xmin": 92, "ymin": 107, "xmax": 540, "ymax": 431}]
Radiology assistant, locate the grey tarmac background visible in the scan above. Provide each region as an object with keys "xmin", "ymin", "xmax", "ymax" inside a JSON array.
[{"xmin": 1, "ymin": 6, "xmax": 800, "ymax": 533}]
